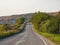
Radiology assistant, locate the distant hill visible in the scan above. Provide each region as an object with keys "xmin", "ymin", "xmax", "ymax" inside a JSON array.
[
  {"xmin": 48, "ymin": 12, "xmax": 59, "ymax": 16},
  {"xmin": 0, "ymin": 13, "xmax": 34, "ymax": 20},
  {"xmin": 0, "ymin": 13, "xmax": 34, "ymax": 24},
  {"xmin": 0, "ymin": 12, "xmax": 59, "ymax": 20},
  {"xmin": 0, "ymin": 11, "xmax": 59, "ymax": 24}
]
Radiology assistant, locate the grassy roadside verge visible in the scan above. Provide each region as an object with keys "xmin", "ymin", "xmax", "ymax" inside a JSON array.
[
  {"xmin": 34, "ymin": 28, "xmax": 60, "ymax": 45},
  {"xmin": 30, "ymin": 12, "xmax": 60, "ymax": 45},
  {"xmin": 0, "ymin": 22, "xmax": 26, "ymax": 39}
]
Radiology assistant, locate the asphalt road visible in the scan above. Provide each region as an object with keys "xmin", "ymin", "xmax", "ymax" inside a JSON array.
[{"xmin": 0, "ymin": 23, "xmax": 47, "ymax": 45}]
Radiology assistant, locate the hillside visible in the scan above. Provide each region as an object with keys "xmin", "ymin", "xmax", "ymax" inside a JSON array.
[
  {"xmin": 48, "ymin": 11, "xmax": 60, "ymax": 16},
  {"xmin": 0, "ymin": 11, "xmax": 59, "ymax": 24},
  {"xmin": 31, "ymin": 11, "xmax": 60, "ymax": 45},
  {"xmin": 0, "ymin": 13, "xmax": 34, "ymax": 24}
]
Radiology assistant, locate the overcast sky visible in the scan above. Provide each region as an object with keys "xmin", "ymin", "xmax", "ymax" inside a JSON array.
[{"xmin": 0, "ymin": 0, "xmax": 60, "ymax": 16}]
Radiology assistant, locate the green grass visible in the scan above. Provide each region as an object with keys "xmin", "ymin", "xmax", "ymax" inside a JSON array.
[
  {"xmin": 0, "ymin": 30, "xmax": 18, "ymax": 39},
  {"xmin": 35, "ymin": 29, "xmax": 60, "ymax": 45},
  {"xmin": 0, "ymin": 23, "xmax": 25, "ymax": 39}
]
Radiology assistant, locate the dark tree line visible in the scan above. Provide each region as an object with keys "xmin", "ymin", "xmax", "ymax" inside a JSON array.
[{"xmin": 31, "ymin": 11, "xmax": 60, "ymax": 34}]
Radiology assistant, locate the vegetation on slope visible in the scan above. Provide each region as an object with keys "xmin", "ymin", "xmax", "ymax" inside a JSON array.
[
  {"xmin": 0, "ymin": 18, "xmax": 25, "ymax": 39},
  {"xmin": 31, "ymin": 11, "xmax": 60, "ymax": 45}
]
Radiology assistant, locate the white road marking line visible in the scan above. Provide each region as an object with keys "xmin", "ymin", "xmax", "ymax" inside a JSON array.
[
  {"xmin": 32, "ymin": 25, "xmax": 48, "ymax": 45},
  {"xmin": 15, "ymin": 33, "xmax": 28, "ymax": 45},
  {"xmin": 35, "ymin": 33, "xmax": 47, "ymax": 45},
  {"xmin": 15, "ymin": 40, "xmax": 25, "ymax": 45}
]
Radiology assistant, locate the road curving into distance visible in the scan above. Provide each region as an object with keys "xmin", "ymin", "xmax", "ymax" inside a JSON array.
[{"xmin": 0, "ymin": 23, "xmax": 52, "ymax": 45}]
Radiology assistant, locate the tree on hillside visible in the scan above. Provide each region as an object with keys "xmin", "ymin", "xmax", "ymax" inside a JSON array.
[
  {"xmin": 31, "ymin": 11, "xmax": 60, "ymax": 34},
  {"xmin": 2, "ymin": 24, "xmax": 11, "ymax": 31},
  {"xmin": 14, "ymin": 18, "xmax": 25, "ymax": 29}
]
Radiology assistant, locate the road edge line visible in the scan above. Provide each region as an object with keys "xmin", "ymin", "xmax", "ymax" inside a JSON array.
[
  {"xmin": 31, "ymin": 25, "xmax": 48, "ymax": 45},
  {"xmin": 33, "ymin": 31, "xmax": 48, "ymax": 45}
]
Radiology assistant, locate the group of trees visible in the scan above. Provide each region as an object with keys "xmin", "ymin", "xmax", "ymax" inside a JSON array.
[
  {"xmin": 0, "ymin": 17, "xmax": 25, "ymax": 38},
  {"xmin": 31, "ymin": 11, "xmax": 60, "ymax": 34},
  {"xmin": 14, "ymin": 18, "xmax": 25, "ymax": 29},
  {"xmin": 0, "ymin": 24, "xmax": 11, "ymax": 31},
  {"xmin": 0, "ymin": 18, "xmax": 25, "ymax": 31}
]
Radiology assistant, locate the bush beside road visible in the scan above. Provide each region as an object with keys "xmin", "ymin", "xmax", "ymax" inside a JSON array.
[
  {"xmin": 31, "ymin": 12, "xmax": 60, "ymax": 45},
  {"xmin": 0, "ymin": 18, "xmax": 26, "ymax": 39}
]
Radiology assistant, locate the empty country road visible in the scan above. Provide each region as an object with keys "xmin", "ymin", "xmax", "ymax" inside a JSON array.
[{"xmin": 0, "ymin": 23, "xmax": 48, "ymax": 45}]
